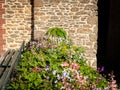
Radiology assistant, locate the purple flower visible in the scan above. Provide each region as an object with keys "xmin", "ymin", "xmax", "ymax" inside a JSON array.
[
  {"xmin": 101, "ymin": 66, "xmax": 104, "ymax": 72},
  {"xmin": 37, "ymin": 44, "xmax": 43, "ymax": 49},
  {"xmin": 97, "ymin": 66, "xmax": 104, "ymax": 72},
  {"xmin": 97, "ymin": 67, "xmax": 100, "ymax": 71},
  {"xmin": 46, "ymin": 65, "xmax": 50, "ymax": 68},
  {"xmin": 96, "ymin": 78, "xmax": 98, "ymax": 82},
  {"xmin": 45, "ymin": 65, "xmax": 50, "ymax": 72}
]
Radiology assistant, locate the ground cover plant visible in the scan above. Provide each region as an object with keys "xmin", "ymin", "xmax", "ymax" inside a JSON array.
[{"xmin": 7, "ymin": 27, "xmax": 117, "ymax": 90}]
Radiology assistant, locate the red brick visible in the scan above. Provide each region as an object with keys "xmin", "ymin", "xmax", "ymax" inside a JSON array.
[
  {"xmin": 0, "ymin": 1, "xmax": 5, "ymax": 3},
  {"xmin": 0, "ymin": 0, "xmax": 5, "ymax": 54},
  {"xmin": 0, "ymin": 30, "xmax": 5, "ymax": 34}
]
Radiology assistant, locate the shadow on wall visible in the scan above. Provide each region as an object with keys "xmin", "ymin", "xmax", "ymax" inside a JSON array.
[{"xmin": 30, "ymin": 0, "xmax": 34, "ymax": 41}]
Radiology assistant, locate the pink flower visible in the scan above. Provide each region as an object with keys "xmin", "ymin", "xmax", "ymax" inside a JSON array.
[
  {"xmin": 71, "ymin": 62, "xmax": 79, "ymax": 70},
  {"xmin": 109, "ymin": 80, "xmax": 117, "ymax": 89},
  {"xmin": 61, "ymin": 62, "xmax": 69, "ymax": 67},
  {"xmin": 30, "ymin": 41, "xmax": 37, "ymax": 46},
  {"xmin": 110, "ymin": 84, "xmax": 117, "ymax": 90},
  {"xmin": 32, "ymin": 67, "xmax": 42, "ymax": 72}
]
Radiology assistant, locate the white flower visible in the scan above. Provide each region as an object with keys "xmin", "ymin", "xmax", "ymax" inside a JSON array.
[
  {"xmin": 79, "ymin": 53, "xmax": 84, "ymax": 58},
  {"xmin": 46, "ymin": 76, "xmax": 49, "ymax": 80},
  {"xmin": 62, "ymin": 69, "xmax": 69, "ymax": 78},
  {"xmin": 104, "ymin": 87, "xmax": 109, "ymax": 90},
  {"xmin": 52, "ymin": 70, "xmax": 57, "ymax": 75},
  {"xmin": 54, "ymin": 80, "xmax": 58, "ymax": 83},
  {"xmin": 57, "ymin": 74, "xmax": 61, "ymax": 80}
]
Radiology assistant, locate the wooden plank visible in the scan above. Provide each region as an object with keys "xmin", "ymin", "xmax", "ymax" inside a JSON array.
[
  {"xmin": 2, "ymin": 50, "xmax": 15, "ymax": 66},
  {"xmin": 0, "ymin": 50, "xmax": 10, "ymax": 65},
  {"xmin": 15, "ymin": 41, "xmax": 25, "ymax": 64},
  {"xmin": 0, "ymin": 41, "xmax": 25, "ymax": 90},
  {"xmin": 19, "ymin": 41, "xmax": 25, "ymax": 52},
  {"xmin": 0, "ymin": 51, "xmax": 20, "ymax": 90},
  {"xmin": 0, "ymin": 68, "xmax": 9, "ymax": 89},
  {"xmin": 0, "ymin": 68, "xmax": 4, "ymax": 78}
]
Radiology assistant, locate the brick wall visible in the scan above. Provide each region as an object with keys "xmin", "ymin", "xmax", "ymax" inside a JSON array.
[
  {"xmin": 1, "ymin": 0, "xmax": 98, "ymax": 68},
  {"xmin": 0, "ymin": 0, "xmax": 5, "ymax": 55}
]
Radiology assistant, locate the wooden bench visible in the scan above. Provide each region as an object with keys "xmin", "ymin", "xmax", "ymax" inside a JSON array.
[{"xmin": 0, "ymin": 41, "xmax": 25, "ymax": 90}]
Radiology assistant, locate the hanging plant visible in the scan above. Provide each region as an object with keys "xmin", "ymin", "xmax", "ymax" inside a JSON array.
[{"xmin": 45, "ymin": 27, "xmax": 67, "ymax": 39}]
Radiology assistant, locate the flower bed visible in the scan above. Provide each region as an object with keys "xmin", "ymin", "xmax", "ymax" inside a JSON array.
[{"xmin": 7, "ymin": 27, "xmax": 116, "ymax": 90}]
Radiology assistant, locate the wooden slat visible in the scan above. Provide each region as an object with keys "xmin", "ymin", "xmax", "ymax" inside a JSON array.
[
  {"xmin": 19, "ymin": 41, "xmax": 25, "ymax": 52},
  {"xmin": 0, "ymin": 51, "xmax": 20, "ymax": 90},
  {"xmin": 2, "ymin": 50, "xmax": 15, "ymax": 66},
  {"xmin": 0, "ymin": 50, "xmax": 10, "ymax": 65},
  {"xmin": 0, "ymin": 41, "xmax": 25, "ymax": 90},
  {"xmin": 0, "ymin": 68, "xmax": 9, "ymax": 89},
  {"xmin": 0, "ymin": 68, "xmax": 4, "ymax": 77},
  {"xmin": 15, "ymin": 41, "xmax": 25, "ymax": 65},
  {"xmin": 0, "ymin": 50, "xmax": 15, "ymax": 86}
]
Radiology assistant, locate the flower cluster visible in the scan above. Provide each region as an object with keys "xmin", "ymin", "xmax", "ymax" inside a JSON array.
[
  {"xmin": 42, "ymin": 61, "xmax": 88, "ymax": 90},
  {"xmin": 8, "ymin": 33, "xmax": 111, "ymax": 90},
  {"xmin": 61, "ymin": 62, "xmax": 79, "ymax": 70},
  {"xmin": 31, "ymin": 67, "xmax": 42, "ymax": 72},
  {"xmin": 108, "ymin": 71, "xmax": 118, "ymax": 90}
]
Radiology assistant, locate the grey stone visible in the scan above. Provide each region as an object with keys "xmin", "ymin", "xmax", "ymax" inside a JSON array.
[{"xmin": 79, "ymin": 0, "xmax": 90, "ymax": 3}]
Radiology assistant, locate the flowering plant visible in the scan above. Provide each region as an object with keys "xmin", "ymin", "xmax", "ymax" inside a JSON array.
[{"xmin": 7, "ymin": 28, "xmax": 109, "ymax": 90}]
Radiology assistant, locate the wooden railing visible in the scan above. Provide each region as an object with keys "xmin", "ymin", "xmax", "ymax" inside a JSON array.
[{"xmin": 0, "ymin": 41, "xmax": 25, "ymax": 90}]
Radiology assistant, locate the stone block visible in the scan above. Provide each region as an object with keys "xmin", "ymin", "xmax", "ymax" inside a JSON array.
[
  {"xmin": 87, "ymin": 16, "xmax": 97, "ymax": 25},
  {"xmin": 91, "ymin": 0, "xmax": 98, "ymax": 4},
  {"xmin": 79, "ymin": 0, "xmax": 90, "ymax": 3},
  {"xmin": 77, "ymin": 28, "xmax": 92, "ymax": 33},
  {"xmin": 7, "ymin": 38, "xmax": 14, "ymax": 43},
  {"xmin": 18, "ymin": 0, "xmax": 27, "ymax": 3},
  {"xmin": 50, "ymin": 16, "xmax": 59, "ymax": 20},
  {"xmin": 85, "ymin": 5, "xmax": 97, "ymax": 11},
  {"xmin": 71, "ymin": 7, "xmax": 79, "ymax": 12},
  {"xmin": 8, "ymin": 0, "xmax": 16, "ymax": 2},
  {"xmin": 75, "ymin": 11, "xmax": 88, "ymax": 15},
  {"xmin": 34, "ymin": 0, "xmax": 43, "ymax": 7},
  {"xmin": 49, "ymin": 0, "xmax": 61, "ymax": 4}
]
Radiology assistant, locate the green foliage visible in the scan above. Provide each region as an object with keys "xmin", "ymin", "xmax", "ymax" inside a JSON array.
[
  {"xmin": 7, "ymin": 28, "xmax": 109, "ymax": 90},
  {"xmin": 45, "ymin": 27, "xmax": 67, "ymax": 39}
]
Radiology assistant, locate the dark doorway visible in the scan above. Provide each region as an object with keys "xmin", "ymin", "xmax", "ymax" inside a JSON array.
[
  {"xmin": 97, "ymin": 0, "xmax": 109, "ymax": 68},
  {"xmin": 97, "ymin": 0, "xmax": 110, "ymax": 69},
  {"xmin": 97, "ymin": 0, "xmax": 120, "ymax": 83},
  {"xmin": 106, "ymin": 0, "xmax": 120, "ymax": 83}
]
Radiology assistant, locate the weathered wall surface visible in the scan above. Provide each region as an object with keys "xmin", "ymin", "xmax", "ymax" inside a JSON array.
[
  {"xmin": 0, "ymin": 0, "xmax": 5, "ymax": 55},
  {"xmin": 34, "ymin": 0, "xmax": 98, "ymax": 67},
  {"xmin": 0, "ymin": 0, "xmax": 98, "ymax": 67},
  {"xmin": 3, "ymin": 0, "xmax": 31, "ymax": 51}
]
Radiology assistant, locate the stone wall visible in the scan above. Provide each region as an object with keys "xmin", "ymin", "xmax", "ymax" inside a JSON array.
[
  {"xmin": 0, "ymin": 0, "xmax": 98, "ymax": 68},
  {"xmin": 3, "ymin": 0, "xmax": 31, "ymax": 51},
  {"xmin": 34, "ymin": 0, "xmax": 98, "ymax": 67}
]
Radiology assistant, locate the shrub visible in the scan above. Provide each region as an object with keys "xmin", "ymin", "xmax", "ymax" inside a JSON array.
[{"xmin": 7, "ymin": 28, "xmax": 109, "ymax": 90}]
